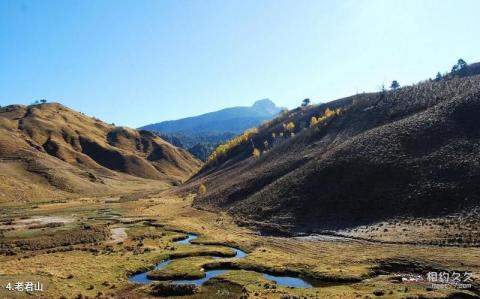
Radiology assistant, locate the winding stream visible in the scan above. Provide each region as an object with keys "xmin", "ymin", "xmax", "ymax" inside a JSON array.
[{"xmin": 128, "ymin": 233, "xmax": 313, "ymax": 288}]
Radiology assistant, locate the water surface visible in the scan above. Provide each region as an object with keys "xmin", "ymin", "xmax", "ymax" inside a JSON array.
[{"xmin": 128, "ymin": 232, "xmax": 312, "ymax": 288}]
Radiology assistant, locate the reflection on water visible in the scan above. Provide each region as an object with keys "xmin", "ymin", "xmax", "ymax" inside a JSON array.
[
  {"xmin": 175, "ymin": 234, "xmax": 198, "ymax": 244},
  {"xmin": 129, "ymin": 260, "xmax": 172, "ymax": 284},
  {"xmin": 128, "ymin": 233, "xmax": 313, "ymax": 288},
  {"xmin": 263, "ymin": 273, "xmax": 313, "ymax": 288}
]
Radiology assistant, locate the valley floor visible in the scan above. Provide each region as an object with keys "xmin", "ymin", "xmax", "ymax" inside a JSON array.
[{"xmin": 0, "ymin": 192, "xmax": 478, "ymax": 298}]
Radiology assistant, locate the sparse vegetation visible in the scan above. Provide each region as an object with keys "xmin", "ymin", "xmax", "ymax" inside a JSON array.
[
  {"xmin": 192, "ymin": 67, "xmax": 480, "ymax": 251},
  {"xmin": 204, "ymin": 127, "xmax": 259, "ymax": 167},
  {"xmin": 309, "ymin": 107, "xmax": 342, "ymax": 127}
]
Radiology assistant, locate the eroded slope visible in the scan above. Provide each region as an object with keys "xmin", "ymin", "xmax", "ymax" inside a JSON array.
[
  {"xmin": 191, "ymin": 75, "xmax": 480, "ymax": 235},
  {"xmin": 0, "ymin": 103, "xmax": 201, "ymax": 202}
]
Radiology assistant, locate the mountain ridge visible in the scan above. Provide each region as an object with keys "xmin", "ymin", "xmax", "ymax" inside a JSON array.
[
  {"xmin": 0, "ymin": 102, "xmax": 201, "ymax": 202},
  {"xmin": 188, "ymin": 69, "xmax": 480, "ymax": 235},
  {"xmin": 139, "ymin": 99, "xmax": 283, "ymax": 160},
  {"xmin": 140, "ymin": 99, "xmax": 282, "ymax": 134}
]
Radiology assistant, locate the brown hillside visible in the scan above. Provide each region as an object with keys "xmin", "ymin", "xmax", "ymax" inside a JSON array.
[
  {"xmin": 190, "ymin": 74, "xmax": 480, "ymax": 235},
  {"xmin": 0, "ymin": 103, "xmax": 201, "ymax": 202}
]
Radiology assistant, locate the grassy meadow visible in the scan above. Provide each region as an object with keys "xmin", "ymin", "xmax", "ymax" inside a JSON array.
[{"xmin": 0, "ymin": 192, "xmax": 478, "ymax": 298}]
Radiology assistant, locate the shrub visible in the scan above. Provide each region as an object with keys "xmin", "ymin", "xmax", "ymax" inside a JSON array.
[
  {"xmin": 252, "ymin": 148, "xmax": 261, "ymax": 158},
  {"xmin": 150, "ymin": 282, "xmax": 198, "ymax": 296},
  {"xmin": 283, "ymin": 122, "xmax": 295, "ymax": 132},
  {"xmin": 198, "ymin": 184, "xmax": 206, "ymax": 195}
]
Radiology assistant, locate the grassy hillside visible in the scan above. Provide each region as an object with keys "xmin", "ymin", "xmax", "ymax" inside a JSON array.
[
  {"xmin": 0, "ymin": 103, "xmax": 201, "ymax": 202},
  {"xmin": 190, "ymin": 73, "xmax": 480, "ymax": 239}
]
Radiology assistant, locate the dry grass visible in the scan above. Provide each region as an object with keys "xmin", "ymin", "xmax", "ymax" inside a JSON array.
[
  {"xmin": 0, "ymin": 192, "xmax": 478, "ymax": 298},
  {"xmin": 0, "ymin": 103, "xmax": 201, "ymax": 202},
  {"xmin": 337, "ymin": 208, "xmax": 480, "ymax": 247}
]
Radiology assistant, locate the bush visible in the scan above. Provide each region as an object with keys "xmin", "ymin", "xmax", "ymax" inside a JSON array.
[
  {"xmin": 283, "ymin": 122, "xmax": 295, "ymax": 132},
  {"xmin": 252, "ymin": 148, "xmax": 261, "ymax": 158},
  {"xmin": 198, "ymin": 183, "xmax": 207, "ymax": 195},
  {"xmin": 150, "ymin": 282, "xmax": 198, "ymax": 296}
]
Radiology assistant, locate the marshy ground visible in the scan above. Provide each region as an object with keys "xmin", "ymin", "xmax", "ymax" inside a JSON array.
[{"xmin": 0, "ymin": 192, "xmax": 478, "ymax": 298}]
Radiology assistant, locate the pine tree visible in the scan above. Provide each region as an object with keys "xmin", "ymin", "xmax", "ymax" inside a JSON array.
[
  {"xmin": 301, "ymin": 98, "xmax": 311, "ymax": 107},
  {"xmin": 390, "ymin": 80, "xmax": 400, "ymax": 90}
]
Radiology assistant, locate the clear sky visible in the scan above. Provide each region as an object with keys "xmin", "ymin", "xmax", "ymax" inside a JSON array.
[{"xmin": 1, "ymin": 0, "xmax": 479, "ymax": 128}]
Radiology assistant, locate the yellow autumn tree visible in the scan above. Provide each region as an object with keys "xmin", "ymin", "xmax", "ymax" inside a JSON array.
[
  {"xmin": 252, "ymin": 148, "xmax": 261, "ymax": 158},
  {"xmin": 204, "ymin": 127, "xmax": 259, "ymax": 167},
  {"xmin": 309, "ymin": 107, "xmax": 344, "ymax": 128},
  {"xmin": 198, "ymin": 184, "xmax": 207, "ymax": 195},
  {"xmin": 324, "ymin": 107, "xmax": 335, "ymax": 118},
  {"xmin": 284, "ymin": 122, "xmax": 295, "ymax": 132}
]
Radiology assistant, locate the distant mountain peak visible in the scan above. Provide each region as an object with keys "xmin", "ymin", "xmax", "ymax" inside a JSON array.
[
  {"xmin": 140, "ymin": 99, "xmax": 281, "ymax": 135},
  {"xmin": 252, "ymin": 98, "xmax": 275, "ymax": 107},
  {"xmin": 252, "ymin": 99, "xmax": 278, "ymax": 114},
  {"xmin": 139, "ymin": 98, "xmax": 282, "ymax": 160}
]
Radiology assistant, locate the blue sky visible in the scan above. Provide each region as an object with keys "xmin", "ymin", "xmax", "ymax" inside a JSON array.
[{"xmin": 1, "ymin": 0, "xmax": 479, "ymax": 128}]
